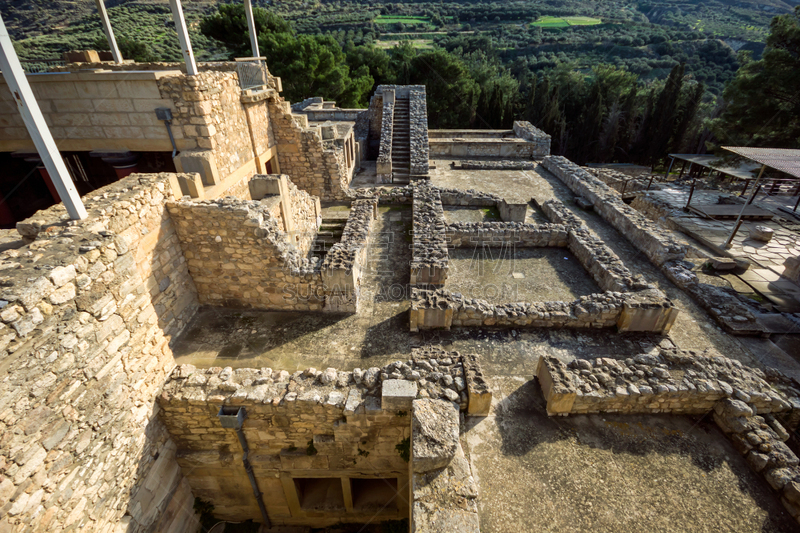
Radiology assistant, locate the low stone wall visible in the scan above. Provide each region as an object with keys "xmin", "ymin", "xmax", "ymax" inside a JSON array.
[
  {"xmin": 321, "ymin": 198, "xmax": 377, "ymax": 312},
  {"xmin": 445, "ymin": 222, "xmax": 569, "ymax": 247},
  {"xmin": 157, "ymin": 348, "xmax": 490, "ymax": 527},
  {"xmin": 543, "ymin": 157, "xmax": 766, "ymax": 335},
  {"xmin": 456, "ymin": 160, "xmax": 536, "ymax": 171},
  {"xmin": 714, "ymin": 399, "xmax": 800, "ymax": 525},
  {"xmin": 409, "ymin": 87, "xmax": 430, "ymax": 177},
  {"xmin": 0, "ymin": 173, "xmax": 202, "ymax": 532},
  {"xmin": 537, "ymin": 348, "xmax": 798, "ymax": 417},
  {"xmin": 512, "ymin": 121, "xmax": 551, "ymax": 157},
  {"xmin": 543, "ymin": 156, "xmax": 687, "ymax": 267},
  {"xmin": 411, "ymin": 287, "xmax": 677, "ymax": 333},
  {"xmin": 411, "ymin": 183, "xmax": 450, "ymax": 286},
  {"xmin": 376, "ymin": 96, "xmax": 394, "ymax": 184},
  {"xmin": 587, "ymin": 167, "xmax": 660, "ymax": 195},
  {"xmin": 437, "ymin": 186, "xmax": 502, "ymax": 207}
]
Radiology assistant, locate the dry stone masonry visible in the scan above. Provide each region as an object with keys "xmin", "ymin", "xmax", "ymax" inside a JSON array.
[
  {"xmin": 409, "ymin": 183, "xmax": 677, "ymax": 333},
  {"xmin": 0, "ymin": 174, "xmax": 201, "ymax": 533},
  {"xmin": 411, "ymin": 183, "xmax": 450, "ymax": 286},
  {"xmin": 409, "ymin": 87, "xmax": 430, "ymax": 178},
  {"xmin": 156, "ymin": 346, "xmax": 490, "ymax": 528},
  {"xmin": 537, "ymin": 348, "xmax": 800, "ymax": 527},
  {"xmin": 543, "ymin": 155, "xmax": 767, "ymax": 335},
  {"xmin": 512, "ymin": 121, "xmax": 551, "ymax": 157}
]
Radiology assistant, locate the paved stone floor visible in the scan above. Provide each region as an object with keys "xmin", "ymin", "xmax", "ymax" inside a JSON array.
[{"xmin": 645, "ymin": 187, "xmax": 800, "ymax": 312}]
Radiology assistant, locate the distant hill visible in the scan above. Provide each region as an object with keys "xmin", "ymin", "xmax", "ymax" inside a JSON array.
[{"xmin": 0, "ymin": 0, "xmax": 218, "ymax": 40}]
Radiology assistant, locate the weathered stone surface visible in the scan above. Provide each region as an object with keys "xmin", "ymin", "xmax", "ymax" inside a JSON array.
[
  {"xmin": 412, "ymin": 398, "xmax": 459, "ymax": 473},
  {"xmin": 382, "ymin": 379, "xmax": 419, "ymax": 411}
]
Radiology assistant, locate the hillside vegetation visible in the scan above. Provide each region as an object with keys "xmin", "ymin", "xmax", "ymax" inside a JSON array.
[{"xmin": 2, "ymin": 0, "xmax": 798, "ymax": 163}]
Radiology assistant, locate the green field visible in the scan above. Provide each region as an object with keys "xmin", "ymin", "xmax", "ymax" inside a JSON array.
[
  {"xmin": 531, "ymin": 16, "xmax": 602, "ymax": 28},
  {"xmin": 375, "ymin": 15, "xmax": 433, "ymax": 25}
]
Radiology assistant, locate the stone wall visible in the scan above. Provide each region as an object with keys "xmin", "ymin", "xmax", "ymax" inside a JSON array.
[
  {"xmin": 512, "ymin": 121, "xmax": 551, "ymax": 157},
  {"xmin": 320, "ymin": 198, "xmax": 377, "ymax": 313},
  {"xmin": 543, "ymin": 156, "xmax": 687, "ymax": 266},
  {"xmin": 411, "ymin": 183, "xmax": 449, "ymax": 286},
  {"xmin": 0, "ymin": 173, "xmax": 202, "ymax": 532},
  {"xmin": 542, "ymin": 156, "xmax": 766, "ymax": 335},
  {"xmin": 538, "ymin": 348, "xmax": 799, "ymax": 416},
  {"xmin": 537, "ymin": 348, "xmax": 800, "ymax": 527},
  {"xmin": 586, "ymin": 167, "xmax": 659, "ymax": 196},
  {"xmin": 428, "ymin": 128, "xmax": 548, "ymax": 159},
  {"xmin": 267, "ymin": 96, "xmax": 352, "ymax": 201},
  {"xmin": 411, "ymin": 287, "xmax": 676, "ymax": 332},
  {"xmin": 156, "ymin": 347, "xmax": 490, "ymax": 527},
  {"xmin": 376, "ymin": 97, "xmax": 394, "ymax": 184},
  {"xmin": 455, "ymin": 160, "xmax": 536, "ymax": 171},
  {"xmin": 445, "ymin": 222, "xmax": 569, "ymax": 248},
  {"xmin": 714, "ymin": 398, "xmax": 800, "ymax": 525},
  {"xmin": 0, "ymin": 70, "xmax": 187, "ymax": 152},
  {"xmin": 409, "ymin": 87, "xmax": 430, "ymax": 177},
  {"xmin": 158, "ymin": 71, "xmax": 254, "ymax": 182},
  {"xmin": 166, "ymin": 194, "xmax": 324, "ymax": 311}
]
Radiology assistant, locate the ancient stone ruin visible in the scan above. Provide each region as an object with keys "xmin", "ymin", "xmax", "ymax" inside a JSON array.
[{"xmin": 1, "ymin": 55, "xmax": 800, "ymax": 533}]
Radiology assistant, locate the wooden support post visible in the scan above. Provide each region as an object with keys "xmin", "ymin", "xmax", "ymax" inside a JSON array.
[{"xmin": 0, "ymin": 15, "xmax": 87, "ymax": 220}]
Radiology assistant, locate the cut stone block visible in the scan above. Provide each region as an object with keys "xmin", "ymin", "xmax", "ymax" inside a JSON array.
[
  {"xmin": 381, "ymin": 379, "xmax": 418, "ymax": 411},
  {"xmin": 412, "ymin": 398, "xmax": 459, "ymax": 473}
]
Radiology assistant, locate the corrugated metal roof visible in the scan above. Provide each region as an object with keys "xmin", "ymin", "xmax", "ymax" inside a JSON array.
[{"xmin": 722, "ymin": 146, "xmax": 800, "ymax": 179}]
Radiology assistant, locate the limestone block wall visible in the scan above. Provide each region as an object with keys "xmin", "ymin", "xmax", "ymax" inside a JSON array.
[
  {"xmin": 512, "ymin": 121, "xmax": 551, "ymax": 157},
  {"xmin": 0, "ymin": 173, "xmax": 202, "ymax": 532},
  {"xmin": 166, "ymin": 195, "xmax": 325, "ymax": 311},
  {"xmin": 267, "ymin": 96, "xmax": 352, "ymax": 201},
  {"xmin": 156, "ymin": 349, "xmax": 490, "ymax": 527},
  {"xmin": 158, "ymin": 71, "xmax": 254, "ymax": 181},
  {"xmin": 0, "ymin": 71, "xmax": 187, "ymax": 152}
]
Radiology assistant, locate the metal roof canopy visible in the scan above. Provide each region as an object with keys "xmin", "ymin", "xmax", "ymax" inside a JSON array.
[
  {"xmin": 722, "ymin": 146, "xmax": 800, "ymax": 179},
  {"xmin": 667, "ymin": 153, "xmax": 763, "ymax": 181}
]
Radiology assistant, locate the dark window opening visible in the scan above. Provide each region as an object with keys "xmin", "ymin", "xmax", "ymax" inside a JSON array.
[
  {"xmin": 351, "ymin": 478, "xmax": 398, "ymax": 511},
  {"xmin": 293, "ymin": 478, "xmax": 345, "ymax": 512}
]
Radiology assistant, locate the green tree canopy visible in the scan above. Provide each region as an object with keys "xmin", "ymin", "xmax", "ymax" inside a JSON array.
[
  {"xmin": 201, "ymin": 5, "xmax": 372, "ymax": 107},
  {"xmin": 714, "ymin": 7, "xmax": 800, "ymax": 148}
]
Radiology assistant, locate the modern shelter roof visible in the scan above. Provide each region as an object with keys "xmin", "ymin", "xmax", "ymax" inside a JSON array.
[{"xmin": 722, "ymin": 146, "xmax": 800, "ymax": 179}]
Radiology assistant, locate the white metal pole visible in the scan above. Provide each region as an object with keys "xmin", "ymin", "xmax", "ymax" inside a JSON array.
[
  {"xmin": 244, "ymin": 0, "xmax": 260, "ymax": 57},
  {"xmin": 168, "ymin": 0, "xmax": 198, "ymax": 76},
  {"xmin": 94, "ymin": 0, "xmax": 123, "ymax": 64},
  {"xmin": 0, "ymin": 15, "xmax": 87, "ymax": 220}
]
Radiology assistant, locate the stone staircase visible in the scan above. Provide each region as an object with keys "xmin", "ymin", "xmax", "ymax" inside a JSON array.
[
  {"xmin": 391, "ymin": 95, "xmax": 411, "ymax": 184},
  {"xmin": 312, "ymin": 210, "xmax": 349, "ymax": 260}
]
